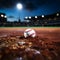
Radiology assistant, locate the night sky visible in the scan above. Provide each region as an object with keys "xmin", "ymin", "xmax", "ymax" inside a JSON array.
[{"xmin": 0, "ymin": 0, "xmax": 60, "ymax": 21}]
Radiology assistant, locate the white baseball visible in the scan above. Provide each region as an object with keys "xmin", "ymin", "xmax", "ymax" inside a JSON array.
[{"xmin": 24, "ymin": 28, "xmax": 36, "ymax": 38}]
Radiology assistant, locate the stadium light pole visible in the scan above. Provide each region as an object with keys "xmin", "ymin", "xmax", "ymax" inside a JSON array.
[{"xmin": 16, "ymin": 3, "xmax": 23, "ymax": 22}]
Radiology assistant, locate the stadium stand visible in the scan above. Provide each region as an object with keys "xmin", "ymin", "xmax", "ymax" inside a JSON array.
[{"xmin": 0, "ymin": 12, "xmax": 60, "ymax": 27}]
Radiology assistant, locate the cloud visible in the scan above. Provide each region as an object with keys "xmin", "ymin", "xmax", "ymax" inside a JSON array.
[
  {"xmin": 8, "ymin": 16, "xmax": 15, "ymax": 18},
  {"xmin": 24, "ymin": 0, "xmax": 48, "ymax": 11},
  {"xmin": 0, "ymin": 0, "xmax": 16, "ymax": 8},
  {"xmin": 0, "ymin": 0, "xmax": 60, "ymax": 11}
]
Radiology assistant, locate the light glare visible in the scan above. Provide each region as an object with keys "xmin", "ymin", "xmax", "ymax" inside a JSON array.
[
  {"xmin": 25, "ymin": 16, "xmax": 28, "ymax": 19},
  {"xmin": 35, "ymin": 16, "xmax": 37, "ymax": 18},
  {"xmin": 1, "ymin": 14, "xmax": 4, "ymax": 17},
  {"xmin": 4, "ymin": 16, "xmax": 7, "ymax": 18},
  {"xmin": 17, "ymin": 3, "xmax": 23, "ymax": 10},
  {"xmin": 42, "ymin": 15, "xmax": 44, "ymax": 18},
  {"xmin": 56, "ymin": 13, "xmax": 59, "ymax": 16},
  {"xmin": 29, "ymin": 16, "xmax": 31, "ymax": 19}
]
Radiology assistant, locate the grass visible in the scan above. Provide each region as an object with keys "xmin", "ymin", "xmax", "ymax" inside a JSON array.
[{"xmin": 0, "ymin": 26, "xmax": 60, "ymax": 28}]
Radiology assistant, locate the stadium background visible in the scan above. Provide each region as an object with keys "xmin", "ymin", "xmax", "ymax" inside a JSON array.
[
  {"xmin": 0, "ymin": 12, "xmax": 60, "ymax": 27},
  {"xmin": 0, "ymin": 11, "xmax": 60, "ymax": 60}
]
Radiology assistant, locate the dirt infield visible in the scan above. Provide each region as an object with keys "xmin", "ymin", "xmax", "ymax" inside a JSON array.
[
  {"xmin": 0, "ymin": 27, "xmax": 60, "ymax": 31},
  {"xmin": 0, "ymin": 27, "xmax": 60, "ymax": 60},
  {"xmin": 0, "ymin": 27, "xmax": 60, "ymax": 42}
]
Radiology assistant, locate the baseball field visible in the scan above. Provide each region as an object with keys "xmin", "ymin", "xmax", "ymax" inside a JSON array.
[
  {"xmin": 0, "ymin": 27, "xmax": 60, "ymax": 42},
  {"xmin": 0, "ymin": 27, "xmax": 60, "ymax": 60}
]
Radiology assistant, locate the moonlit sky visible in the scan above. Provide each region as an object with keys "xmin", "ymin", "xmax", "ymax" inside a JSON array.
[{"xmin": 0, "ymin": 0, "xmax": 60, "ymax": 22}]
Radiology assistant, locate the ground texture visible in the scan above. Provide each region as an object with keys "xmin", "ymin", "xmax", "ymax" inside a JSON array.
[{"xmin": 0, "ymin": 27, "xmax": 60, "ymax": 60}]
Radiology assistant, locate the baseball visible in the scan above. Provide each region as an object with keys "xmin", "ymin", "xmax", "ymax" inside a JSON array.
[{"xmin": 24, "ymin": 28, "xmax": 36, "ymax": 38}]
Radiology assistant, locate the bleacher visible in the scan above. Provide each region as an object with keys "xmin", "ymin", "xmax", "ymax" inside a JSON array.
[{"xmin": 0, "ymin": 12, "xmax": 60, "ymax": 27}]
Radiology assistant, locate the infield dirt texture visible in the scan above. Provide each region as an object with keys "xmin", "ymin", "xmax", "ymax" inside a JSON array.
[{"xmin": 0, "ymin": 27, "xmax": 60, "ymax": 42}]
